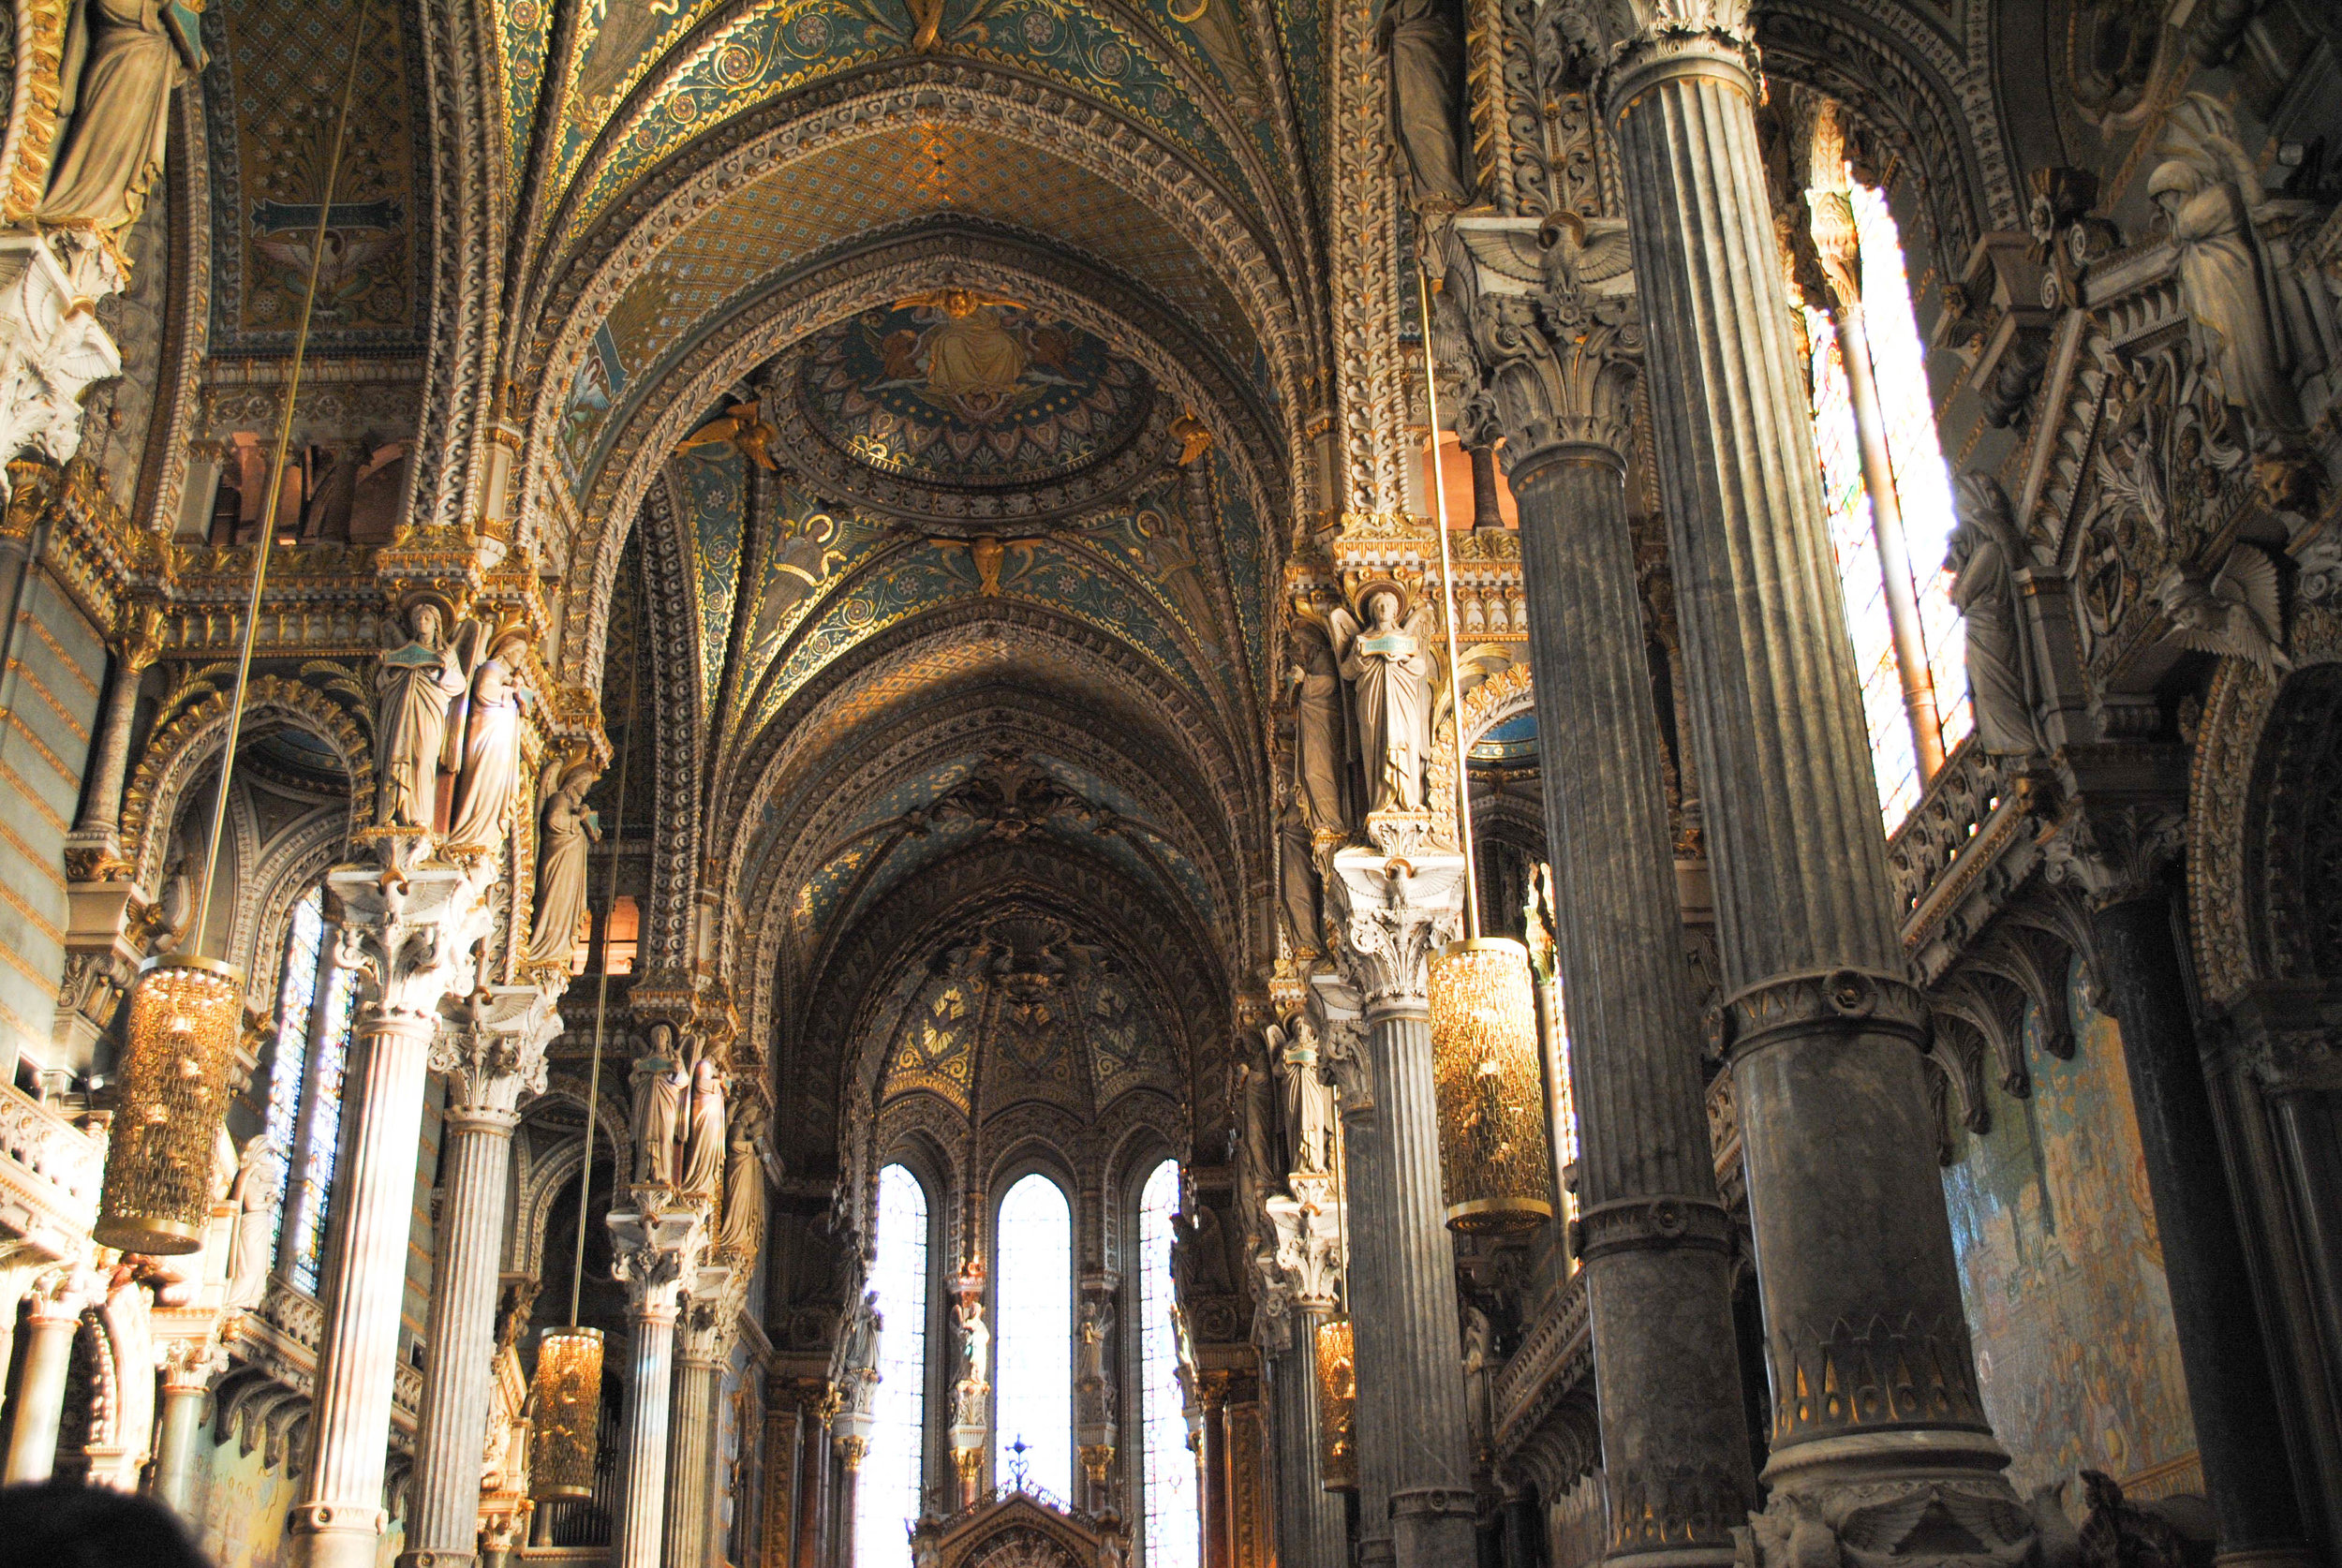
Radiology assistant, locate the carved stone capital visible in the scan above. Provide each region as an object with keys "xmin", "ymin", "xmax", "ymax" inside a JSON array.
[
  {"xmin": 1712, "ymin": 967, "xmax": 1934, "ymax": 1064},
  {"xmin": 1265, "ymin": 1180, "xmax": 1343, "ymax": 1309},
  {"xmin": 675, "ymin": 1262, "xmax": 738, "ymax": 1363},
  {"xmin": 2207, "ymin": 982, "xmax": 2342, "ymax": 1095},
  {"xmin": 1327, "ymin": 849, "xmax": 1464, "ymax": 1014},
  {"xmin": 606, "ymin": 1203, "xmax": 706, "ymax": 1318},
  {"xmin": 429, "ymin": 982, "xmax": 561, "ymax": 1118},
  {"xmin": 0, "ymin": 229, "xmax": 124, "ymax": 497},
  {"xmin": 1319, "ymin": 1011, "xmax": 1372, "ymax": 1113},
  {"xmin": 327, "ymin": 863, "xmax": 496, "ymax": 1027},
  {"xmin": 27, "ymin": 1263, "xmax": 99, "ymax": 1324},
  {"xmin": 157, "ymin": 1335, "xmax": 230, "ymax": 1393},
  {"xmin": 1444, "ymin": 214, "xmax": 1643, "ymax": 474},
  {"xmin": 2040, "ymin": 804, "xmax": 2186, "ymax": 910},
  {"xmin": 1576, "ymin": 3, "xmax": 1760, "ymax": 111}
]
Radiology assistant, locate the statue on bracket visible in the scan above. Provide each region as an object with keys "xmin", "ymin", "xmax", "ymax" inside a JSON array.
[
  {"xmin": 1278, "ymin": 802, "xmax": 1321, "ymax": 956},
  {"xmin": 527, "ymin": 760, "xmax": 601, "ymax": 964},
  {"xmin": 680, "ymin": 1047, "xmax": 729, "ymax": 1201},
  {"xmin": 1945, "ymin": 475, "xmax": 2042, "ymax": 758},
  {"xmin": 1288, "ymin": 625, "xmax": 1351, "ymax": 832},
  {"xmin": 1377, "ymin": 0, "xmax": 1471, "ymax": 208},
  {"xmin": 1329, "ymin": 587, "xmax": 1435, "ymax": 817},
  {"xmin": 633, "ymin": 1026, "xmax": 688, "ymax": 1190},
  {"xmin": 445, "ymin": 629, "xmax": 537, "ymax": 854},
  {"xmin": 375, "ymin": 601, "xmax": 471, "ymax": 833},
  {"xmin": 38, "ymin": 1, "xmax": 207, "ymax": 239}
]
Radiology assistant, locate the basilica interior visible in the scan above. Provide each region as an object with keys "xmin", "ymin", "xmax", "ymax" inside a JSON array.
[{"xmin": 0, "ymin": 1, "xmax": 2337, "ymax": 1566}]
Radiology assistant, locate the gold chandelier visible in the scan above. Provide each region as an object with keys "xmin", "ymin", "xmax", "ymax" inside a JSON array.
[
  {"xmin": 529, "ymin": 1325, "xmax": 605, "ymax": 1499},
  {"xmin": 1416, "ymin": 258, "xmax": 1556, "ymax": 1236},
  {"xmin": 94, "ymin": 0, "xmax": 374, "ymax": 1257},
  {"xmin": 1313, "ymin": 1315, "xmax": 1356, "ymax": 1492}
]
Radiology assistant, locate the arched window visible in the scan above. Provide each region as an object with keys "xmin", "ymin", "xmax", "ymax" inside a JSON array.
[
  {"xmin": 1803, "ymin": 177, "xmax": 1971, "ymax": 829},
  {"xmin": 259, "ymin": 886, "xmax": 358, "ymax": 1294},
  {"xmin": 1137, "ymin": 1161, "xmax": 1200, "ymax": 1568},
  {"xmin": 994, "ymin": 1172, "xmax": 1074, "ymax": 1497},
  {"xmin": 858, "ymin": 1163, "xmax": 930, "ymax": 1568}
]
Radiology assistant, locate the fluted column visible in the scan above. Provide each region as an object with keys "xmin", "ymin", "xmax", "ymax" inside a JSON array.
[
  {"xmin": 1267, "ymin": 1171, "xmax": 1346, "ymax": 1568},
  {"xmin": 2, "ymin": 1266, "xmax": 94, "ymax": 1482},
  {"xmin": 665, "ymin": 1265, "xmax": 735, "ymax": 1568},
  {"xmin": 2046, "ymin": 806, "xmax": 2311, "ymax": 1566},
  {"xmin": 69, "ymin": 608, "xmax": 162, "ymax": 847},
  {"xmin": 609, "ymin": 1203, "xmax": 705, "ymax": 1568},
  {"xmin": 1453, "ymin": 210, "xmax": 1756, "ymax": 1560},
  {"xmin": 152, "ymin": 1339, "xmax": 229, "ymax": 1518},
  {"xmin": 294, "ymin": 863, "xmax": 493, "ymax": 1568},
  {"xmin": 1551, "ymin": 8, "xmax": 2026, "ymax": 1555},
  {"xmin": 1327, "ymin": 854, "xmax": 1475, "ymax": 1568},
  {"xmin": 401, "ymin": 985, "xmax": 561, "ymax": 1568}
]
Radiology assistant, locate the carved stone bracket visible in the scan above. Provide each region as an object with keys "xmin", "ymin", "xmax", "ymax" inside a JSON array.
[
  {"xmin": 607, "ymin": 1203, "xmax": 706, "ymax": 1318},
  {"xmin": 1265, "ymin": 1175, "xmax": 1343, "ymax": 1309},
  {"xmin": 1327, "ymin": 849, "xmax": 1465, "ymax": 1014},
  {"xmin": 2040, "ymin": 803, "xmax": 2187, "ymax": 910},
  {"xmin": 0, "ymin": 229, "xmax": 123, "ymax": 499},
  {"xmin": 674, "ymin": 1258, "xmax": 739, "ymax": 1364},
  {"xmin": 327, "ymin": 862, "xmax": 497, "ymax": 1029}
]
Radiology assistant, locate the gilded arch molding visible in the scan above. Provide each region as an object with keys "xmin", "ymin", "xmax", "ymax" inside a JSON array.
[
  {"xmin": 120, "ymin": 674, "xmax": 375, "ymax": 895},
  {"xmin": 515, "ymin": 58, "xmax": 1309, "ymax": 476},
  {"xmin": 556, "ymin": 229, "xmax": 1288, "ymax": 685}
]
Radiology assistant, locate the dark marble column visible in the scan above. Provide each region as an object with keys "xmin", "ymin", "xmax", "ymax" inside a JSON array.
[
  {"xmin": 1328, "ymin": 855, "xmax": 1477, "ymax": 1568},
  {"xmin": 1451, "ymin": 208, "xmax": 1756, "ymax": 1563},
  {"xmin": 1565, "ymin": 7, "xmax": 2025, "ymax": 1554},
  {"xmin": 2047, "ymin": 807, "xmax": 2311, "ymax": 1564},
  {"xmin": 1334, "ymin": 1056, "xmax": 1398, "ymax": 1568}
]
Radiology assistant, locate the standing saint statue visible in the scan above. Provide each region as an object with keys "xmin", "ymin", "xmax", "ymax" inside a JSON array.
[
  {"xmin": 527, "ymin": 764, "xmax": 600, "ymax": 963},
  {"xmin": 1376, "ymin": 0, "xmax": 1470, "ymax": 207},
  {"xmin": 1329, "ymin": 589, "xmax": 1434, "ymax": 816},
  {"xmin": 1945, "ymin": 475, "xmax": 2039, "ymax": 757},
  {"xmin": 1272, "ymin": 1016, "xmax": 1334, "ymax": 1176},
  {"xmin": 633, "ymin": 1037, "xmax": 687, "ymax": 1188},
  {"xmin": 445, "ymin": 631, "xmax": 536, "ymax": 852},
  {"xmin": 680, "ymin": 1052, "xmax": 727, "ymax": 1200},
  {"xmin": 39, "ymin": 1, "xmax": 205, "ymax": 237},
  {"xmin": 376, "ymin": 603, "xmax": 470, "ymax": 832},
  {"xmin": 223, "ymin": 1135, "xmax": 281, "ymax": 1310},
  {"xmin": 1288, "ymin": 629, "xmax": 1349, "ymax": 831},
  {"xmin": 717, "ymin": 1117, "xmax": 765, "ymax": 1257},
  {"xmin": 1278, "ymin": 802, "xmax": 1320, "ymax": 955}
]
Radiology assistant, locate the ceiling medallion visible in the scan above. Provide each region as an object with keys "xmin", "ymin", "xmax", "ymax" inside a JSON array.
[{"xmin": 779, "ymin": 300, "xmax": 1172, "ymax": 532}]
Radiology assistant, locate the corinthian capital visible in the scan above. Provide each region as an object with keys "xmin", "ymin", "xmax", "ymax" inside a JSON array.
[
  {"xmin": 2040, "ymin": 805, "xmax": 2187, "ymax": 910},
  {"xmin": 430, "ymin": 982, "xmax": 562, "ymax": 1117},
  {"xmin": 1327, "ymin": 849, "xmax": 1464, "ymax": 1013},
  {"xmin": 607, "ymin": 1203, "xmax": 706, "ymax": 1316},
  {"xmin": 1549, "ymin": 0, "xmax": 1756, "ymax": 96},
  {"xmin": 327, "ymin": 862, "xmax": 496, "ymax": 1025},
  {"xmin": 1444, "ymin": 215, "xmax": 1642, "ymax": 473}
]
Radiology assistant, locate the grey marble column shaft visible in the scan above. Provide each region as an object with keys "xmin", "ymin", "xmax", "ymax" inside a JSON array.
[
  {"xmin": 292, "ymin": 1013, "xmax": 438, "ymax": 1568},
  {"xmin": 619, "ymin": 1294, "xmax": 680, "ymax": 1568},
  {"xmin": 403, "ymin": 1102, "xmax": 525, "ymax": 1565},
  {"xmin": 1355, "ymin": 1006, "xmax": 1476, "ymax": 1565},
  {"xmin": 1600, "ymin": 26, "xmax": 2013, "ymax": 1528},
  {"xmin": 1, "ymin": 1280, "xmax": 85, "ymax": 1482},
  {"xmin": 1271, "ymin": 1309, "xmax": 1350, "ymax": 1568},
  {"xmin": 152, "ymin": 1343, "xmax": 226, "ymax": 1520},
  {"xmin": 72, "ymin": 638, "xmax": 151, "ymax": 839},
  {"xmin": 1510, "ymin": 442, "xmax": 1755, "ymax": 1560},
  {"xmin": 664, "ymin": 1350, "xmax": 723, "ymax": 1568},
  {"xmin": 1336, "ymin": 1094, "xmax": 1396, "ymax": 1568}
]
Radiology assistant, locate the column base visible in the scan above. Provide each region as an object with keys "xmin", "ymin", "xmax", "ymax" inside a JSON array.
[
  {"xmin": 288, "ymin": 1502, "xmax": 391, "ymax": 1568},
  {"xmin": 2213, "ymin": 1551, "xmax": 2317, "ymax": 1568},
  {"xmin": 394, "ymin": 1553, "xmax": 479, "ymax": 1568},
  {"xmin": 1390, "ymin": 1487, "xmax": 1475, "ymax": 1568},
  {"xmin": 1605, "ymin": 1549, "xmax": 1739, "ymax": 1568}
]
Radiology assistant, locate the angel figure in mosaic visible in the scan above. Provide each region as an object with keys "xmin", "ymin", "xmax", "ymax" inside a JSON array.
[
  {"xmin": 674, "ymin": 398, "xmax": 780, "ymax": 471},
  {"xmin": 1329, "ymin": 588, "xmax": 1435, "ymax": 816}
]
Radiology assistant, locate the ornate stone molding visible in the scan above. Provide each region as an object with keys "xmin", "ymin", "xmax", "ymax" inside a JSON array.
[
  {"xmin": 608, "ymin": 1203, "xmax": 707, "ymax": 1319},
  {"xmin": 0, "ymin": 229, "xmax": 124, "ymax": 498},
  {"xmin": 1326, "ymin": 851, "xmax": 1464, "ymax": 1014},
  {"xmin": 1265, "ymin": 1176, "xmax": 1342, "ymax": 1310},
  {"xmin": 1712, "ymin": 967, "xmax": 1934, "ymax": 1063},
  {"xmin": 327, "ymin": 863, "xmax": 497, "ymax": 1028},
  {"xmin": 430, "ymin": 983, "xmax": 562, "ymax": 1118}
]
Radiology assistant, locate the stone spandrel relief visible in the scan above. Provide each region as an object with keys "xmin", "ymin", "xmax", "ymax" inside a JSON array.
[{"xmin": 1941, "ymin": 956, "xmax": 2196, "ymax": 1500}]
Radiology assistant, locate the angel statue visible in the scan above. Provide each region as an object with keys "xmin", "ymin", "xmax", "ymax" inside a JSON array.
[
  {"xmin": 1945, "ymin": 474, "xmax": 2041, "ymax": 757},
  {"xmin": 527, "ymin": 761, "xmax": 600, "ymax": 964},
  {"xmin": 674, "ymin": 398, "xmax": 780, "ymax": 471},
  {"xmin": 2156, "ymin": 545, "xmax": 2291, "ymax": 672},
  {"xmin": 956, "ymin": 1298, "xmax": 991, "ymax": 1391},
  {"xmin": 376, "ymin": 602, "xmax": 471, "ymax": 831},
  {"xmin": 1330, "ymin": 588, "xmax": 1435, "ymax": 816},
  {"xmin": 445, "ymin": 630, "xmax": 538, "ymax": 853},
  {"xmin": 2149, "ymin": 94, "xmax": 2318, "ymax": 451}
]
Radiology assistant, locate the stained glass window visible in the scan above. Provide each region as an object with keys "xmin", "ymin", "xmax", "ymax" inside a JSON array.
[
  {"xmin": 1804, "ymin": 179, "xmax": 1972, "ymax": 831},
  {"xmin": 259, "ymin": 890, "xmax": 325, "ymax": 1259},
  {"xmin": 994, "ymin": 1173, "xmax": 1074, "ymax": 1498},
  {"xmin": 1138, "ymin": 1161, "xmax": 1200, "ymax": 1568},
  {"xmin": 858, "ymin": 1164, "xmax": 929, "ymax": 1568},
  {"xmin": 284, "ymin": 935, "xmax": 358, "ymax": 1295}
]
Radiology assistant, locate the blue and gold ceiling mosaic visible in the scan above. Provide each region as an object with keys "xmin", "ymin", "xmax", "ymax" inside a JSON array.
[{"xmin": 801, "ymin": 302, "xmax": 1152, "ymax": 487}]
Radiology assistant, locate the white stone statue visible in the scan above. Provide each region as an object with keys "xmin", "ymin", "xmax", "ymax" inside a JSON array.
[
  {"xmin": 2149, "ymin": 94, "xmax": 2313, "ymax": 449},
  {"xmin": 633, "ymin": 1040, "xmax": 687, "ymax": 1188},
  {"xmin": 1945, "ymin": 474, "xmax": 2039, "ymax": 757},
  {"xmin": 1288, "ymin": 629, "xmax": 1349, "ymax": 831},
  {"xmin": 224, "ymin": 1135, "xmax": 282, "ymax": 1310},
  {"xmin": 717, "ymin": 1119, "xmax": 765, "ymax": 1257},
  {"xmin": 1329, "ymin": 589, "xmax": 1434, "ymax": 816},
  {"xmin": 39, "ymin": 0, "xmax": 205, "ymax": 236},
  {"xmin": 680, "ymin": 1053, "xmax": 728, "ymax": 1200},
  {"xmin": 376, "ymin": 603, "xmax": 470, "ymax": 831},
  {"xmin": 957, "ymin": 1297, "xmax": 991, "ymax": 1391},
  {"xmin": 445, "ymin": 631, "xmax": 536, "ymax": 853},
  {"xmin": 1272, "ymin": 1017, "xmax": 1335, "ymax": 1176},
  {"xmin": 526, "ymin": 764, "xmax": 600, "ymax": 964}
]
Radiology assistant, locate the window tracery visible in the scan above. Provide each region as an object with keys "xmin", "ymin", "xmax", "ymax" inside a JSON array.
[
  {"xmin": 860, "ymin": 1162, "xmax": 932, "ymax": 1568},
  {"xmin": 994, "ymin": 1172, "xmax": 1075, "ymax": 1499}
]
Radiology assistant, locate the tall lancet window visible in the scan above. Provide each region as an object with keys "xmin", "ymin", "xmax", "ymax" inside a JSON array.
[
  {"xmin": 1803, "ymin": 178, "xmax": 1971, "ymax": 829},
  {"xmin": 1138, "ymin": 1160, "xmax": 1200, "ymax": 1568},
  {"xmin": 260, "ymin": 886, "xmax": 359, "ymax": 1295},
  {"xmin": 859, "ymin": 1164, "xmax": 930, "ymax": 1568},
  {"xmin": 994, "ymin": 1173, "xmax": 1074, "ymax": 1496}
]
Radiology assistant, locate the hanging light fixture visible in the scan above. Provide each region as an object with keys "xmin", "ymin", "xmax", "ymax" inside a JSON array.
[
  {"xmin": 1313, "ymin": 1315, "xmax": 1356, "ymax": 1492},
  {"xmin": 95, "ymin": 0, "xmax": 374, "ymax": 1257},
  {"xmin": 1416, "ymin": 260, "xmax": 1558, "ymax": 1235},
  {"xmin": 530, "ymin": 632, "xmax": 638, "ymax": 1503}
]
